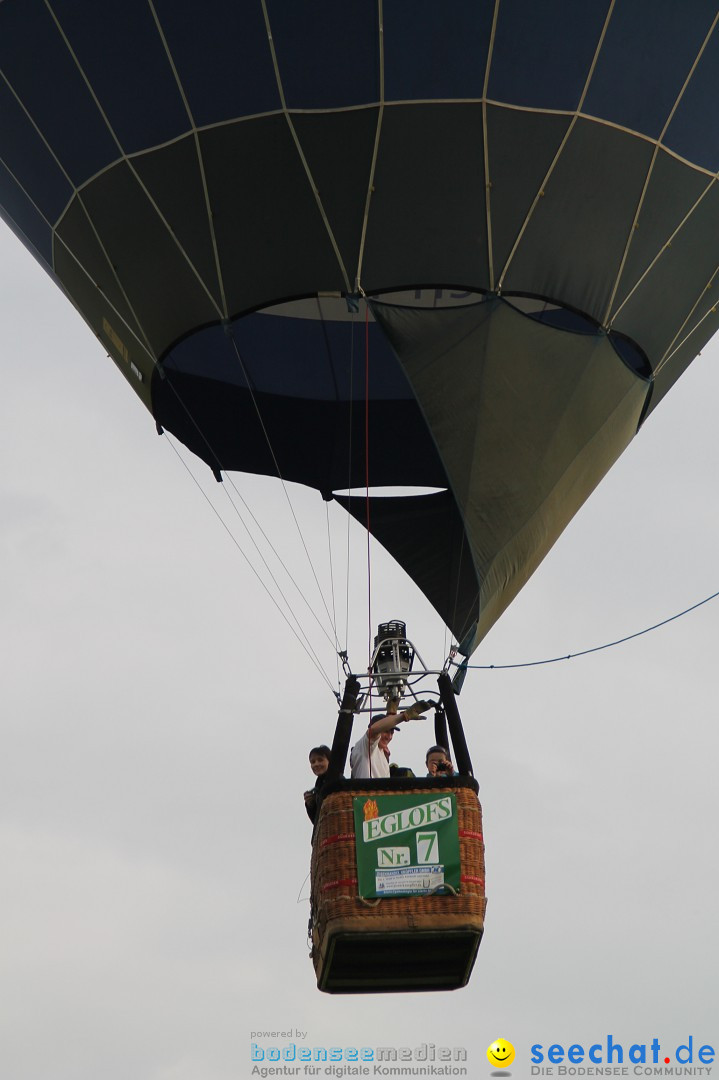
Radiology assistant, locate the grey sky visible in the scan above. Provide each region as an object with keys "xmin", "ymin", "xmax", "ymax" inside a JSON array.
[{"xmin": 2, "ymin": 228, "xmax": 717, "ymax": 1080}]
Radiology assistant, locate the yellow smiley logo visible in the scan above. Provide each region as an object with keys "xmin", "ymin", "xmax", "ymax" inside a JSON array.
[{"xmin": 487, "ymin": 1039, "xmax": 516, "ymax": 1068}]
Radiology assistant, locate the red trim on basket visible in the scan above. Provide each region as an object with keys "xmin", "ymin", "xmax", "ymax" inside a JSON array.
[
  {"xmin": 321, "ymin": 833, "xmax": 355, "ymax": 847},
  {"xmin": 458, "ymin": 829, "xmax": 483, "ymax": 840},
  {"xmin": 460, "ymin": 875, "xmax": 485, "ymax": 887},
  {"xmin": 322, "ymin": 877, "xmax": 358, "ymax": 892}
]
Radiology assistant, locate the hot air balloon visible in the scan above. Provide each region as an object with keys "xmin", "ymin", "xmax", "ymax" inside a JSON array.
[{"xmin": 3, "ymin": 0, "xmax": 719, "ymax": 992}]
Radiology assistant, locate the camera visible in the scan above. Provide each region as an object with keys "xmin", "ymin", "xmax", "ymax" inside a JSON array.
[{"xmin": 435, "ymin": 760, "xmax": 452, "ymax": 773}]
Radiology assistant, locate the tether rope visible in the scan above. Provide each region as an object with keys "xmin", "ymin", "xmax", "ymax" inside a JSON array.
[{"xmin": 460, "ymin": 587, "xmax": 719, "ymax": 671}]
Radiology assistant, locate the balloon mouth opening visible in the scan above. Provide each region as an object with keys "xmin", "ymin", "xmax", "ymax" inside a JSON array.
[
  {"xmin": 333, "ymin": 486, "xmax": 448, "ymax": 499},
  {"xmin": 501, "ymin": 293, "xmax": 652, "ymax": 379},
  {"xmin": 256, "ymin": 289, "xmax": 652, "ymax": 382}
]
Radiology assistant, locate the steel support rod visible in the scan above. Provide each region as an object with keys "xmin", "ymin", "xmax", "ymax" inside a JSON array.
[
  {"xmin": 437, "ymin": 671, "xmax": 473, "ymax": 776},
  {"xmin": 325, "ymin": 675, "xmax": 361, "ymax": 783}
]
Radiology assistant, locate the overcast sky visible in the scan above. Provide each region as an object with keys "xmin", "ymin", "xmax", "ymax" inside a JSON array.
[{"xmin": 2, "ymin": 224, "xmax": 718, "ymax": 1080}]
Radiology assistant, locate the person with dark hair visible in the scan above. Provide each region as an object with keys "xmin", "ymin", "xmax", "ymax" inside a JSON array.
[
  {"xmin": 304, "ymin": 745, "xmax": 331, "ymax": 824},
  {"xmin": 426, "ymin": 745, "xmax": 456, "ymax": 777}
]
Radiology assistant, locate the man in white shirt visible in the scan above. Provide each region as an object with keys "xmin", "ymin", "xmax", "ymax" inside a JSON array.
[{"xmin": 349, "ymin": 701, "xmax": 432, "ymax": 779}]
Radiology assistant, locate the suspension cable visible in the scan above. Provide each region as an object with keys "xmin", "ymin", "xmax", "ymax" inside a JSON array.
[
  {"xmin": 162, "ymin": 433, "xmax": 337, "ymax": 696},
  {"xmin": 218, "ymin": 474, "xmax": 338, "ymax": 653},
  {"xmin": 364, "ymin": 302, "xmax": 375, "ymax": 776},
  {"xmin": 344, "ymin": 310, "xmax": 356, "ymax": 658},
  {"xmin": 216, "ymin": 479, "xmax": 337, "ymax": 656},
  {"xmin": 364, "ymin": 301, "xmax": 373, "ymax": 676},
  {"xmin": 458, "ymin": 587, "xmax": 719, "ymax": 671},
  {"xmin": 325, "ymin": 499, "xmax": 341, "ymax": 694},
  {"xmin": 159, "ymin": 365, "xmax": 339, "ymax": 661},
  {"xmin": 225, "ymin": 328, "xmax": 342, "ymax": 652}
]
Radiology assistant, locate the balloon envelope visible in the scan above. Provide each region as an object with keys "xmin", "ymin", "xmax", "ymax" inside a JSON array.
[{"xmin": 2, "ymin": 0, "xmax": 719, "ymax": 651}]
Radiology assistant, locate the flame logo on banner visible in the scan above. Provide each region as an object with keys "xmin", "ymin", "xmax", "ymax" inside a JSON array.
[{"xmin": 363, "ymin": 798, "xmax": 379, "ymax": 821}]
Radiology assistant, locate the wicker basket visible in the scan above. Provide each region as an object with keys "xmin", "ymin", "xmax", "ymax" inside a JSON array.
[{"xmin": 310, "ymin": 777, "xmax": 486, "ymax": 993}]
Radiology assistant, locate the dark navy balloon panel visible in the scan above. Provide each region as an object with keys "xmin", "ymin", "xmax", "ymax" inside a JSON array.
[
  {"xmin": 49, "ymin": 0, "xmax": 192, "ymax": 155},
  {"xmin": 382, "ymin": 1, "xmax": 492, "ymax": 101},
  {"xmin": 487, "ymin": 0, "xmax": 610, "ymax": 112},
  {"xmin": 268, "ymin": 0, "xmax": 380, "ymax": 110},
  {"xmin": 0, "ymin": 0, "xmax": 119, "ymax": 185},
  {"xmin": 0, "ymin": 174, "xmax": 54, "ymax": 270},
  {"xmin": 152, "ymin": 0, "xmax": 280, "ymax": 125},
  {"xmin": 581, "ymin": 0, "xmax": 719, "ymax": 141},
  {"xmin": 0, "ymin": 79, "xmax": 73, "ymax": 227},
  {"xmin": 1, "ymin": 0, "xmax": 719, "ymax": 651},
  {"xmin": 664, "ymin": 27, "xmax": 719, "ymax": 171}
]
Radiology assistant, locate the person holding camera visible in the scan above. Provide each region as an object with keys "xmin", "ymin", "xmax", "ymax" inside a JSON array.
[{"xmin": 425, "ymin": 745, "xmax": 456, "ymax": 777}]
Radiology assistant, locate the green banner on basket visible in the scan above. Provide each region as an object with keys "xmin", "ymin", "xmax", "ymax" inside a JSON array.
[{"xmin": 352, "ymin": 792, "xmax": 460, "ymax": 898}]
